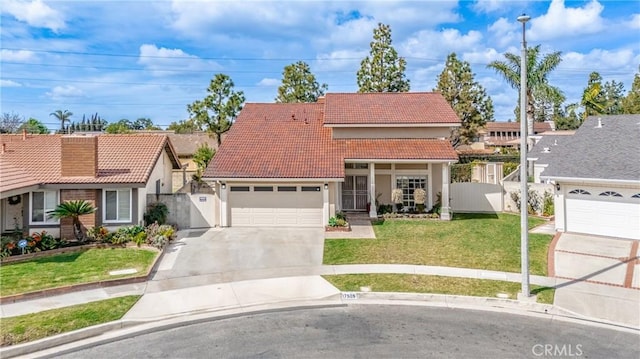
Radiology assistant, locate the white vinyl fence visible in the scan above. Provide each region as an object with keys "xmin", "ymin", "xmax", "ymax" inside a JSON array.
[{"xmin": 450, "ymin": 183, "xmax": 503, "ymax": 213}]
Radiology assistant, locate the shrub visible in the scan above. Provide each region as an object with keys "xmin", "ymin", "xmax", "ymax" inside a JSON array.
[
  {"xmin": 145, "ymin": 223, "xmax": 175, "ymax": 249},
  {"xmin": 110, "ymin": 225, "xmax": 145, "ymax": 245},
  {"xmin": 335, "ymin": 211, "xmax": 347, "ymax": 221},
  {"xmin": 144, "ymin": 202, "xmax": 169, "ymax": 226},
  {"xmin": 328, "ymin": 217, "xmax": 337, "ymax": 227},
  {"xmin": 542, "ymin": 191, "xmax": 554, "ymax": 217},
  {"xmin": 86, "ymin": 226, "xmax": 110, "ymax": 243},
  {"xmin": 335, "ymin": 218, "xmax": 347, "ymax": 227},
  {"xmin": 510, "ymin": 187, "xmax": 543, "ymax": 215}
]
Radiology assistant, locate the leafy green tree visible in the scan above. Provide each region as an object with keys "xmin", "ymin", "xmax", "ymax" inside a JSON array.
[
  {"xmin": 192, "ymin": 143, "xmax": 216, "ymax": 181},
  {"xmin": 0, "ymin": 112, "xmax": 24, "ymax": 133},
  {"xmin": 50, "ymin": 109, "xmax": 73, "ymax": 134},
  {"xmin": 132, "ymin": 118, "xmax": 161, "ymax": 130},
  {"xmin": 357, "ymin": 23, "xmax": 410, "ymax": 93},
  {"xmin": 622, "ymin": 67, "xmax": 640, "ymax": 114},
  {"xmin": 601, "ymin": 79, "xmax": 625, "ymax": 115},
  {"xmin": 435, "ymin": 53, "xmax": 494, "ymax": 146},
  {"xmin": 187, "ymin": 73, "xmax": 245, "ymax": 146},
  {"xmin": 581, "ymin": 72, "xmax": 625, "ymax": 119},
  {"xmin": 17, "ymin": 118, "xmax": 49, "ymax": 134},
  {"xmin": 487, "ymin": 45, "xmax": 563, "ymax": 135},
  {"xmin": 69, "ymin": 113, "xmax": 107, "ymax": 133},
  {"xmin": 276, "ymin": 61, "xmax": 328, "ymax": 103},
  {"xmin": 105, "ymin": 119, "xmax": 133, "ymax": 134},
  {"xmin": 48, "ymin": 200, "xmax": 97, "ymax": 242},
  {"xmin": 167, "ymin": 119, "xmax": 201, "ymax": 134},
  {"xmin": 553, "ymin": 103, "xmax": 581, "ymax": 130}
]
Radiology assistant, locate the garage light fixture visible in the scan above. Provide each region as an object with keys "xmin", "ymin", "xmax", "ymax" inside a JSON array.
[
  {"xmin": 556, "ymin": 183, "xmax": 560, "ymax": 191},
  {"xmin": 221, "ymin": 183, "xmax": 226, "ymax": 190},
  {"xmin": 324, "ymin": 183, "xmax": 329, "ymax": 190}
]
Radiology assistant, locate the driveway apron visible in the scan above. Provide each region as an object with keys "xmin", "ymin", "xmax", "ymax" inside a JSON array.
[{"xmin": 152, "ymin": 227, "xmax": 325, "ymax": 281}]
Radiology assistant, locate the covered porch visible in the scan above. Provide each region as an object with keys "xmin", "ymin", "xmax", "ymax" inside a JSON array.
[{"xmin": 333, "ymin": 160, "xmax": 454, "ymax": 220}]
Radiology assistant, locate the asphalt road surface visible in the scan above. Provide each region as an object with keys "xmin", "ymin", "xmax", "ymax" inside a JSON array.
[{"xmin": 53, "ymin": 305, "xmax": 639, "ymax": 359}]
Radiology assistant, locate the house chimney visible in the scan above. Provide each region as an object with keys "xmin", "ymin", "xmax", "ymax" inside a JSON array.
[
  {"xmin": 1, "ymin": 143, "xmax": 5, "ymax": 154},
  {"xmin": 317, "ymin": 96, "xmax": 325, "ymax": 104},
  {"xmin": 22, "ymin": 128, "xmax": 27, "ymax": 140},
  {"xmin": 61, "ymin": 135, "xmax": 98, "ymax": 177}
]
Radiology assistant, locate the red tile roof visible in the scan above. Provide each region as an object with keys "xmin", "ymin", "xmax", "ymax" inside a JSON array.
[
  {"xmin": 205, "ymin": 95, "xmax": 459, "ymax": 179},
  {"xmin": 323, "ymin": 92, "xmax": 460, "ymax": 125},
  {"xmin": 0, "ymin": 134, "xmax": 181, "ymax": 194}
]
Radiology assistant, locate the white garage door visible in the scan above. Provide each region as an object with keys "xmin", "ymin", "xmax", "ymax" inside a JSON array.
[
  {"xmin": 229, "ymin": 185, "xmax": 323, "ymax": 227},
  {"xmin": 566, "ymin": 189, "xmax": 640, "ymax": 240}
]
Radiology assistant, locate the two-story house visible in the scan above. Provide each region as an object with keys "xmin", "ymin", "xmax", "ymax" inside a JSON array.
[{"xmin": 203, "ymin": 92, "xmax": 461, "ymax": 227}]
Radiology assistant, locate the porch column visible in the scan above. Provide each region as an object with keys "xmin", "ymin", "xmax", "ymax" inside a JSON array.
[
  {"xmin": 334, "ymin": 182, "xmax": 340, "ymax": 212},
  {"xmin": 323, "ymin": 183, "xmax": 329, "ymax": 226},
  {"xmin": 441, "ymin": 163, "xmax": 452, "ymax": 220},
  {"xmin": 220, "ymin": 183, "xmax": 228, "ymax": 227},
  {"xmin": 369, "ymin": 162, "xmax": 377, "ymax": 218}
]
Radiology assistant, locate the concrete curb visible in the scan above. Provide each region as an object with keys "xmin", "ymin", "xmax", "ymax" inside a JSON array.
[{"xmin": 2, "ymin": 292, "xmax": 637, "ymax": 359}]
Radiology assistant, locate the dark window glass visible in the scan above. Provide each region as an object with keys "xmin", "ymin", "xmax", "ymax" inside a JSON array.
[
  {"xmin": 230, "ymin": 186, "xmax": 250, "ymax": 192},
  {"xmin": 278, "ymin": 186, "xmax": 297, "ymax": 192},
  {"xmin": 301, "ymin": 186, "xmax": 320, "ymax": 192},
  {"xmin": 254, "ymin": 186, "xmax": 273, "ymax": 192}
]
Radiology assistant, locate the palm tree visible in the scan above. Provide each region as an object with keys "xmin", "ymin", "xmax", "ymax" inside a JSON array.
[
  {"xmin": 50, "ymin": 110, "xmax": 73, "ymax": 134},
  {"xmin": 487, "ymin": 45, "xmax": 563, "ymax": 136},
  {"xmin": 48, "ymin": 200, "xmax": 97, "ymax": 242}
]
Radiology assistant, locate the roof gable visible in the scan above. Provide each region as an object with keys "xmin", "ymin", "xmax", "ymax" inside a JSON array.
[{"xmin": 323, "ymin": 92, "xmax": 460, "ymax": 126}]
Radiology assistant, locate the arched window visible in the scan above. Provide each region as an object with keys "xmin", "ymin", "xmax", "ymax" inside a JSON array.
[
  {"xmin": 632, "ymin": 193, "xmax": 640, "ymax": 199},
  {"xmin": 599, "ymin": 191, "xmax": 622, "ymax": 197},
  {"xmin": 568, "ymin": 189, "xmax": 591, "ymax": 195}
]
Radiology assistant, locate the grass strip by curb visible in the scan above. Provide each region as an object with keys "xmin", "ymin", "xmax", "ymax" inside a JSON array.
[
  {"xmin": 0, "ymin": 295, "xmax": 140, "ymax": 347},
  {"xmin": 323, "ymin": 274, "xmax": 555, "ymax": 304}
]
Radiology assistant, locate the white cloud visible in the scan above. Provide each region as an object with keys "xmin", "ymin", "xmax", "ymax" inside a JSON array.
[
  {"xmin": 529, "ymin": 0, "xmax": 605, "ymax": 41},
  {"xmin": 472, "ymin": 0, "xmax": 506, "ymax": 14},
  {"xmin": 314, "ymin": 49, "xmax": 367, "ymax": 72},
  {"xmin": 0, "ymin": 80, "xmax": 22, "ymax": 87},
  {"xmin": 46, "ymin": 85, "xmax": 84, "ymax": 100},
  {"xmin": 2, "ymin": 0, "xmax": 65, "ymax": 32},
  {"xmin": 257, "ymin": 78, "xmax": 279, "ymax": 87},
  {"xmin": 627, "ymin": 13, "xmax": 640, "ymax": 29},
  {"xmin": 462, "ymin": 48, "xmax": 503, "ymax": 65},
  {"xmin": 137, "ymin": 44, "xmax": 221, "ymax": 76},
  {"xmin": 487, "ymin": 17, "xmax": 518, "ymax": 48},
  {"xmin": 401, "ymin": 29, "xmax": 483, "ymax": 59},
  {"xmin": 0, "ymin": 49, "xmax": 35, "ymax": 61},
  {"xmin": 560, "ymin": 48, "xmax": 636, "ymax": 72}
]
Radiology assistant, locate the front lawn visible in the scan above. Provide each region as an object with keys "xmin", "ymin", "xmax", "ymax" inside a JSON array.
[
  {"xmin": 324, "ymin": 213, "xmax": 552, "ymax": 275},
  {"xmin": 0, "ymin": 295, "xmax": 140, "ymax": 347},
  {"xmin": 0, "ymin": 248, "xmax": 157, "ymax": 296},
  {"xmin": 324, "ymin": 274, "xmax": 555, "ymax": 304}
]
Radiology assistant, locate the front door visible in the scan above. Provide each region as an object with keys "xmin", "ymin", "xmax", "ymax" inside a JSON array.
[{"xmin": 342, "ymin": 175, "xmax": 368, "ymax": 211}]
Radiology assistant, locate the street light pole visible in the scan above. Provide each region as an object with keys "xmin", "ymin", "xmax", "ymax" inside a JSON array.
[{"xmin": 517, "ymin": 13, "xmax": 531, "ymax": 299}]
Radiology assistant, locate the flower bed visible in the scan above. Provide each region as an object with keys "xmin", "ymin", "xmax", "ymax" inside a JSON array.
[
  {"xmin": 381, "ymin": 213, "xmax": 440, "ymax": 220},
  {"xmin": 325, "ymin": 223, "xmax": 352, "ymax": 232}
]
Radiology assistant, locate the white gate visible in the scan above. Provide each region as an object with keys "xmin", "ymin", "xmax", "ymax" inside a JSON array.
[{"xmin": 450, "ymin": 183, "xmax": 503, "ymax": 213}]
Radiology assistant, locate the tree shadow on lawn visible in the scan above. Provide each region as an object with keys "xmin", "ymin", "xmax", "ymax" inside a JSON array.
[
  {"xmin": 452, "ymin": 213, "xmax": 499, "ymax": 220},
  {"xmin": 28, "ymin": 251, "xmax": 84, "ymax": 264}
]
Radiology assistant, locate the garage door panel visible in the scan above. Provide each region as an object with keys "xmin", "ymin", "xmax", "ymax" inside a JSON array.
[
  {"xmin": 566, "ymin": 197, "xmax": 640, "ymax": 240},
  {"xmin": 229, "ymin": 185, "xmax": 323, "ymax": 227}
]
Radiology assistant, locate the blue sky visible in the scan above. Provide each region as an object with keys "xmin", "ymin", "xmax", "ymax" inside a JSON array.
[{"xmin": 1, "ymin": 0, "xmax": 639, "ymax": 130}]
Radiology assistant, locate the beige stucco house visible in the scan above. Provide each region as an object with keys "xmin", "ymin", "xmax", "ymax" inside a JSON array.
[
  {"xmin": 0, "ymin": 133, "xmax": 181, "ymax": 239},
  {"xmin": 203, "ymin": 92, "xmax": 461, "ymax": 227}
]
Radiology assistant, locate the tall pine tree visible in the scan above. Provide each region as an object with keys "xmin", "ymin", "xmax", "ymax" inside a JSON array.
[
  {"xmin": 276, "ymin": 61, "xmax": 327, "ymax": 103},
  {"xmin": 357, "ymin": 23, "xmax": 409, "ymax": 93},
  {"xmin": 435, "ymin": 53, "xmax": 494, "ymax": 146},
  {"xmin": 622, "ymin": 67, "xmax": 640, "ymax": 114}
]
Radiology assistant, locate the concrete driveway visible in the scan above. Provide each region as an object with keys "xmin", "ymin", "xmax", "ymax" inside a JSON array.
[
  {"xmin": 550, "ymin": 232, "xmax": 640, "ymax": 327},
  {"xmin": 152, "ymin": 227, "xmax": 325, "ymax": 282}
]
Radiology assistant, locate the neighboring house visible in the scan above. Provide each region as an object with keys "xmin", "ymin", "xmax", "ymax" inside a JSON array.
[
  {"xmin": 0, "ymin": 133, "xmax": 181, "ymax": 239},
  {"xmin": 540, "ymin": 115, "xmax": 640, "ymax": 240},
  {"xmin": 203, "ymin": 92, "xmax": 461, "ymax": 227},
  {"xmin": 483, "ymin": 121, "xmax": 554, "ymax": 149},
  {"xmin": 527, "ymin": 132, "xmax": 575, "ymax": 183},
  {"xmin": 165, "ymin": 132, "xmax": 218, "ymax": 192}
]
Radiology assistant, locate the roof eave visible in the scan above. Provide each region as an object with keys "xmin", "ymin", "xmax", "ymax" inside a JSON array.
[
  {"xmin": 324, "ymin": 123, "xmax": 461, "ymax": 128},
  {"xmin": 539, "ymin": 175, "xmax": 640, "ymax": 186}
]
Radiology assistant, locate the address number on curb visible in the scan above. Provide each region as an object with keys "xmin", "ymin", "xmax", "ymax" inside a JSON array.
[{"xmin": 342, "ymin": 292, "xmax": 359, "ymax": 300}]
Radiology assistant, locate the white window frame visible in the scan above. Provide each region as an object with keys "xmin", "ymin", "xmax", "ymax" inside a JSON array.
[
  {"xmin": 30, "ymin": 190, "xmax": 59, "ymax": 225},
  {"xmin": 103, "ymin": 188, "xmax": 132, "ymax": 223},
  {"xmin": 396, "ymin": 175, "xmax": 427, "ymax": 208}
]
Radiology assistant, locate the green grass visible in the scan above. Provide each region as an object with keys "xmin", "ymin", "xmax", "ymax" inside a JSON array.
[
  {"xmin": 324, "ymin": 274, "xmax": 555, "ymax": 304},
  {"xmin": 0, "ymin": 295, "xmax": 140, "ymax": 347},
  {"xmin": 324, "ymin": 213, "xmax": 552, "ymax": 275},
  {"xmin": 0, "ymin": 248, "xmax": 157, "ymax": 296}
]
